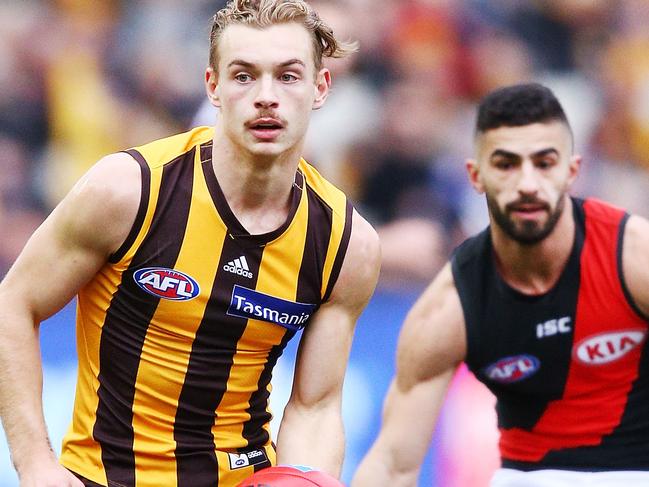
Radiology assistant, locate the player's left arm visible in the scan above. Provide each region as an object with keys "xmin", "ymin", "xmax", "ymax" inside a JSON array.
[
  {"xmin": 275, "ymin": 210, "xmax": 381, "ymax": 477},
  {"xmin": 623, "ymin": 214, "xmax": 649, "ymax": 318}
]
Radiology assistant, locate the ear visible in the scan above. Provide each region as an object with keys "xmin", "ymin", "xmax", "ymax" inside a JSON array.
[
  {"xmin": 205, "ymin": 67, "xmax": 221, "ymax": 108},
  {"xmin": 466, "ymin": 158, "xmax": 485, "ymax": 194},
  {"xmin": 566, "ymin": 154, "xmax": 582, "ymax": 187},
  {"xmin": 312, "ymin": 68, "xmax": 332, "ymax": 110}
]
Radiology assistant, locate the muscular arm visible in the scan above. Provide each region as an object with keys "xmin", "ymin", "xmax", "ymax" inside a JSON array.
[
  {"xmin": 275, "ymin": 210, "xmax": 381, "ymax": 477},
  {"xmin": 352, "ymin": 263, "xmax": 466, "ymax": 487},
  {"xmin": 0, "ymin": 153, "xmax": 141, "ymax": 486},
  {"xmin": 623, "ymin": 215, "xmax": 649, "ymax": 318}
]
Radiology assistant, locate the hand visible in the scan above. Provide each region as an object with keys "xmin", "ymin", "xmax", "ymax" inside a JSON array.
[{"xmin": 18, "ymin": 460, "xmax": 85, "ymax": 487}]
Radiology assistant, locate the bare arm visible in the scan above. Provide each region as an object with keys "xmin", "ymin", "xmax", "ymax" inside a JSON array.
[
  {"xmin": 352, "ymin": 263, "xmax": 466, "ymax": 487},
  {"xmin": 623, "ymin": 214, "xmax": 649, "ymax": 318},
  {"xmin": 275, "ymin": 210, "xmax": 381, "ymax": 477},
  {"xmin": 0, "ymin": 153, "xmax": 141, "ymax": 486}
]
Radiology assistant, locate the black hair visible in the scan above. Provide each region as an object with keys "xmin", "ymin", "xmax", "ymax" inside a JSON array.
[{"xmin": 475, "ymin": 83, "xmax": 570, "ymax": 134}]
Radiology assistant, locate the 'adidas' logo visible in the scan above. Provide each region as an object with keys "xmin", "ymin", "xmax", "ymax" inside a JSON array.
[{"xmin": 223, "ymin": 256, "xmax": 253, "ymax": 279}]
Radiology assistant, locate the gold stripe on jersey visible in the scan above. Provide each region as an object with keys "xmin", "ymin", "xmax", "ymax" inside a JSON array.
[
  {"xmin": 298, "ymin": 160, "xmax": 349, "ymax": 298},
  {"xmin": 131, "ymin": 145, "xmax": 228, "ymax": 487}
]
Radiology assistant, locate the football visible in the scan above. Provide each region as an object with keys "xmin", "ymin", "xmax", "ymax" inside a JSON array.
[{"xmin": 237, "ymin": 465, "xmax": 346, "ymax": 486}]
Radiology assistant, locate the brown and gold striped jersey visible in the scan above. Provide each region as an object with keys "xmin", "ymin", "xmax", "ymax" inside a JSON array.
[{"xmin": 59, "ymin": 126, "xmax": 353, "ymax": 487}]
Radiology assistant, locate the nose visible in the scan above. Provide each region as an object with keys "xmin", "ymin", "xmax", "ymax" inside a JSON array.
[
  {"xmin": 517, "ymin": 160, "xmax": 540, "ymax": 195},
  {"xmin": 254, "ymin": 74, "xmax": 279, "ymax": 109}
]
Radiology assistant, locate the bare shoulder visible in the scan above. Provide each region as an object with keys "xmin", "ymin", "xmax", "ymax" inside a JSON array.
[
  {"xmin": 327, "ymin": 210, "xmax": 381, "ymax": 312},
  {"xmin": 396, "ymin": 263, "xmax": 467, "ymax": 386},
  {"xmin": 59, "ymin": 152, "xmax": 142, "ymax": 256},
  {"xmin": 624, "ymin": 214, "xmax": 649, "ymax": 248},
  {"xmin": 623, "ymin": 214, "xmax": 649, "ymax": 317}
]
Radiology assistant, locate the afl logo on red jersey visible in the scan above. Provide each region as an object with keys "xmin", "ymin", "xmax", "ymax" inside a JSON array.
[
  {"xmin": 133, "ymin": 267, "xmax": 200, "ymax": 301},
  {"xmin": 484, "ymin": 354, "xmax": 540, "ymax": 383},
  {"xmin": 574, "ymin": 330, "xmax": 646, "ymax": 365}
]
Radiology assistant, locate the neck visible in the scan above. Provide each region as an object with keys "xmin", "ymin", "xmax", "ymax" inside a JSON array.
[
  {"xmin": 491, "ymin": 197, "xmax": 575, "ymax": 295},
  {"xmin": 211, "ymin": 128, "xmax": 304, "ymax": 234}
]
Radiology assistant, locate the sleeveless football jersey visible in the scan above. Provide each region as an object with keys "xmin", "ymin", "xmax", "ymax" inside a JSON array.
[
  {"xmin": 452, "ymin": 198, "xmax": 649, "ymax": 471},
  {"xmin": 60, "ymin": 127, "xmax": 353, "ymax": 487}
]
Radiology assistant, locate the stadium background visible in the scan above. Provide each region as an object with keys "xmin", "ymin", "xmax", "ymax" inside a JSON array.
[{"xmin": 2, "ymin": 0, "xmax": 649, "ymax": 485}]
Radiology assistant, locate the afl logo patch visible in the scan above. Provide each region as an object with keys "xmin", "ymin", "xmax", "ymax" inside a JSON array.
[
  {"xmin": 133, "ymin": 267, "xmax": 200, "ymax": 301},
  {"xmin": 574, "ymin": 330, "xmax": 646, "ymax": 365},
  {"xmin": 484, "ymin": 354, "xmax": 540, "ymax": 383}
]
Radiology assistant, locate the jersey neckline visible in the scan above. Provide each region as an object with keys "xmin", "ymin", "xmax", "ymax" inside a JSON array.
[{"xmin": 200, "ymin": 140, "xmax": 304, "ymax": 246}]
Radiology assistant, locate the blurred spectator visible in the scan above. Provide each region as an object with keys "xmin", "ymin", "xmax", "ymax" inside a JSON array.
[
  {"xmin": 0, "ymin": 136, "xmax": 45, "ymax": 277},
  {"xmin": 0, "ymin": 2, "xmax": 49, "ymax": 154},
  {"xmin": 300, "ymin": 0, "xmax": 383, "ymax": 195}
]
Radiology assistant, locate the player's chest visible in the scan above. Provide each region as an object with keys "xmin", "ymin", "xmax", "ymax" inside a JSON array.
[
  {"xmin": 474, "ymin": 299, "xmax": 648, "ymax": 396},
  {"xmin": 126, "ymin": 240, "xmax": 322, "ymax": 339}
]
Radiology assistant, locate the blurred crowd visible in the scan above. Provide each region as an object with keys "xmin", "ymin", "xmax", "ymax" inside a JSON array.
[{"xmin": 2, "ymin": 0, "xmax": 649, "ymax": 286}]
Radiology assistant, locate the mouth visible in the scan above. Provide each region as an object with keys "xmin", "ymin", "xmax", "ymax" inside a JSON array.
[
  {"xmin": 508, "ymin": 203, "xmax": 549, "ymax": 220},
  {"xmin": 247, "ymin": 118, "xmax": 284, "ymax": 140}
]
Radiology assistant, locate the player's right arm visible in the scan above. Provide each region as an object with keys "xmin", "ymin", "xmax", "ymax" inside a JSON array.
[
  {"xmin": 352, "ymin": 262, "xmax": 466, "ymax": 487},
  {"xmin": 0, "ymin": 152, "xmax": 141, "ymax": 487}
]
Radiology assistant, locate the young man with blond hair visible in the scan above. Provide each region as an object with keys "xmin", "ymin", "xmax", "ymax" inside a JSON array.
[{"xmin": 0, "ymin": 1, "xmax": 381, "ymax": 486}]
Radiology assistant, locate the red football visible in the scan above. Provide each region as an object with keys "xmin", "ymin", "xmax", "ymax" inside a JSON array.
[{"xmin": 237, "ymin": 465, "xmax": 346, "ymax": 486}]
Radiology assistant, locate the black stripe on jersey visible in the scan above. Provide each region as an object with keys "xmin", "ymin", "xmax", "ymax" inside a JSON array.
[
  {"xmin": 297, "ymin": 181, "xmax": 332, "ymax": 305},
  {"xmin": 323, "ymin": 201, "xmax": 353, "ymax": 302},
  {"xmin": 200, "ymin": 139, "xmax": 213, "ymax": 164},
  {"xmin": 618, "ymin": 213, "xmax": 649, "ymax": 321},
  {"xmin": 109, "ymin": 150, "xmax": 151, "ymax": 263},
  {"xmin": 240, "ymin": 330, "xmax": 295, "ymax": 459},
  {"xmin": 239, "ymin": 172, "xmax": 328, "ymax": 452},
  {"xmin": 174, "ymin": 238, "xmax": 266, "ymax": 487},
  {"xmin": 93, "ymin": 148, "xmax": 196, "ymax": 487}
]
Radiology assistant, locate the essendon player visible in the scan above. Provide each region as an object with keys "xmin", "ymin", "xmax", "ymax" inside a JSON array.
[{"xmin": 353, "ymin": 83, "xmax": 649, "ymax": 487}]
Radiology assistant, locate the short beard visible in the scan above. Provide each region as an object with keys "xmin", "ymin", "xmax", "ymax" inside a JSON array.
[{"xmin": 487, "ymin": 193, "xmax": 566, "ymax": 245}]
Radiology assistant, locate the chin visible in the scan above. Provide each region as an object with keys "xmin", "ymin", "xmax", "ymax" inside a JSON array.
[
  {"xmin": 249, "ymin": 137, "xmax": 298, "ymax": 157},
  {"xmin": 248, "ymin": 144, "xmax": 284, "ymax": 157}
]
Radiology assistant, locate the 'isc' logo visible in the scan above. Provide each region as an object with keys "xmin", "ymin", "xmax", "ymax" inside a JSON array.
[
  {"xmin": 483, "ymin": 354, "xmax": 540, "ymax": 383},
  {"xmin": 133, "ymin": 267, "xmax": 200, "ymax": 301}
]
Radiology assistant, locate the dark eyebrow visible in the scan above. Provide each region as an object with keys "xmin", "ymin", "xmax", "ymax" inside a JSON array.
[
  {"xmin": 489, "ymin": 148, "xmax": 560, "ymax": 160},
  {"xmin": 490, "ymin": 149, "xmax": 520, "ymax": 161},
  {"xmin": 227, "ymin": 59, "xmax": 255, "ymax": 69},
  {"xmin": 531, "ymin": 148, "xmax": 560, "ymax": 159},
  {"xmin": 226, "ymin": 58, "xmax": 306, "ymax": 69},
  {"xmin": 279, "ymin": 58, "xmax": 306, "ymax": 68}
]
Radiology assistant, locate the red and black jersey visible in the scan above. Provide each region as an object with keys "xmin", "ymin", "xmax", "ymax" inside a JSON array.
[{"xmin": 451, "ymin": 197, "xmax": 649, "ymax": 471}]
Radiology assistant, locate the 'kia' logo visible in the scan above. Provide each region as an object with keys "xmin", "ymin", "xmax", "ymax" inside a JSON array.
[{"xmin": 574, "ymin": 330, "xmax": 646, "ymax": 365}]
